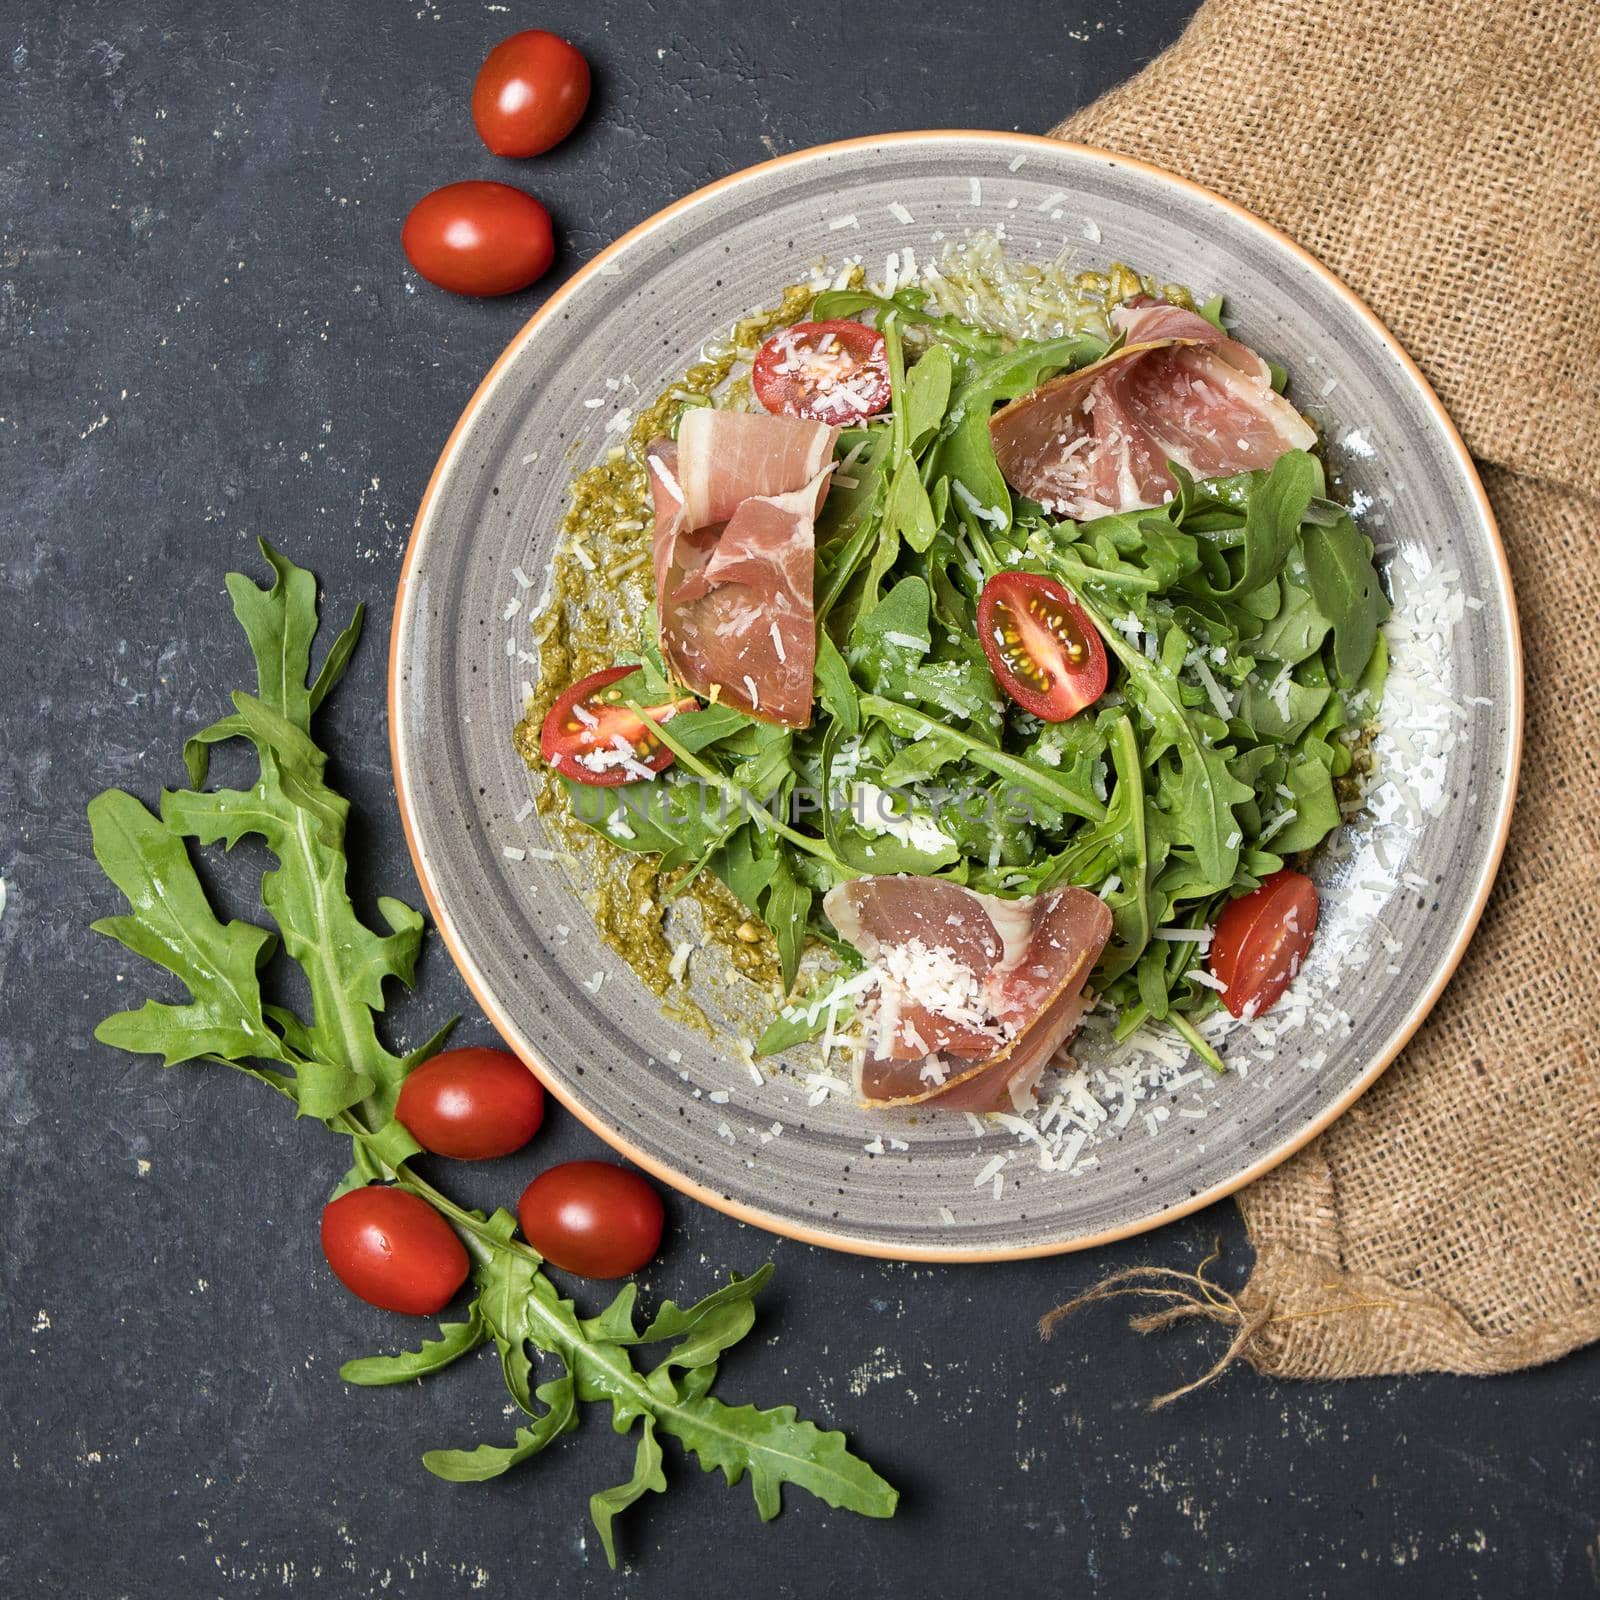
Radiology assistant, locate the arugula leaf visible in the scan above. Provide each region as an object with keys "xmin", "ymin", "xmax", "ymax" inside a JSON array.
[
  {"xmin": 1347, "ymin": 631, "xmax": 1389, "ymax": 720},
  {"xmin": 703, "ymin": 822, "xmax": 780, "ymax": 916},
  {"xmin": 883, "ymin": 458, "xmax": 939, "ymax": 552},
  {"xmin": 902, "ymin": 343, "xmax": 954, "ymax": 453},
  {"xmin": 340, "ymin": 1306, "xmax": 487, "ymax": 1386},
  {"xmin": 1088, "ymin": 713, "xmax": 1155, "ymax": 980},
  {"xmin": 183, "ymin": 545, "xmax": 361, "ymax": 787},
  {"xmin": 1269, "ymin": 755, "xmax": 1342, "ymax": 854},
  {"xmin": 859, "ymin": 695, "xmax": 1106, "ymax": 825},
  {"xmin": 1251, "ymin": 560, "xmax": 1332, "ymax": 664},
  {"xmin": 142, "ymin": 543, "xmax": 425, "ymax": 1122},
  {"xmin": 669, "ymin": 1394, "xmax": 899, "ymax": 1522},
  {"xmin": 810, "ymin": 285, "xmax": 1005, "ymax": 355},
  {"xmin": 89, "ymin": 544, "xmax": 897, "ymax": 1571},
  {"xmin": 815, "ymin": 429, "xmax": 891, "ymax": 627},
  {"xmin": 422, "ymin": 1206, "xmax": 895, "ymax": 1547},
  {"xmin": 560, "ymin": 774, "xmax": 746, "ymax": 885},
  {"xmin": 814, "ymin": 633, "xmax": 860, "ymax": 739},
  {"xmin": 1237, "ymin": 664, "xmax": 1332, "ymax": 744},
  {"xmin": 637, "ymin": 1265, "xmax": 773, "ymax": 1346},
  {"xmin": 877, "ymin": 734, "xmax": 969, "ymax": 788},
  {"xmin": 820, "ymin": 722, "xmax": 961, "ymax": 876},
  {"xmin": 162, "ymin": 761, "xmax": 423, "ymax": 1119},
  {"xmin": 1301, "ymin": 511, "xmax": 1390, "ymax": 685},
  {"xmin": 423, "ymin": 1374, "xmax": 579, "ymax": 1483},
  {"xmin": 755, "ymin": 958, "xmax": 867, "ymax": 1055},
  {"xmin": 848, "ymin": 575, "xmax": 933, "ymax": 687},
  {"xmin": 763, "ymin": 850, "xmax": 812, "ymax": 994},
  {"xmin": 1079, "ymin": 602, "xmax": 1251, "ymax": 889},
  {"xmin": 591, "ymin": 1418, "xmax": 669, "ymax": 1568},
  {"xmin": 1182, "ymin": 449, "xmax": 1317, "ymax": 603},
  {"xmin": 90, "ymin": 790, "xmax": 285, "ymax": 1071}
]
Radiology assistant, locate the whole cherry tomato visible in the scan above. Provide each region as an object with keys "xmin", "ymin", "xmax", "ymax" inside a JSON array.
[
  {"xmin": 977, "ymin": 571, "xmax": 1108, "ymax": 721},
  {"xmin": 517, "ymin": 1160, "xmax": 664, "ymax": 1278},
  {"xmin": 401, "ymin": 181, "xmax": 554, "ymax": 297},
  {"xmin": 396, "ymin": 1046, "xmax": 546, "ymax": 1160},
  {"xmin": 472, "ymin": 30, "xmax": 591, "ymax": 158},
  {"xmin": 1209, "ymin": 868, "xmax": 1320, "ymax": 1019},
  {"xmin": 320, "ymin": 1187, "xmax": 469, "ymax": 1315}
]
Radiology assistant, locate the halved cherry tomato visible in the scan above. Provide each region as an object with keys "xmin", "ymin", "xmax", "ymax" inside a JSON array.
[
  {"xmin": 1209, "ymin": 869, "xmax": 1319, "ymax": 1020},
  {"xmin": 396, "ymin": 1046, "xmax": 545, "ymax": 1160},
  {"xmin": 472, "ymin": 30, "xmax": 591, "ymax": 158},
  {"xmin": 752, "ymin": 320, "xmax": 891, "ymax": 424},
  {"xmin": 517, "ymin": 1161, "xmax": 664, "ymax": 1279},
  {"xmin": 540, "ymin": 665, "xmax": 698, "ymax": 786},
  {"xmin": 401, "ymin": 181, "xmax": 554, "ymax": 297},
  {"xmin": 320, "ymin": 1187, "xmax": 469, "ymax": 1315},
  {"xmin": 977, "ymin": 571, "xmax": 1108, "ymax": 721}
]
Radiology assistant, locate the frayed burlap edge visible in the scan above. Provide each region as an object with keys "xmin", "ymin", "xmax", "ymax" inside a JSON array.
[{"xmin": 1042, "ymin": 1234, "xmax": 1600, "ymax": 1403}]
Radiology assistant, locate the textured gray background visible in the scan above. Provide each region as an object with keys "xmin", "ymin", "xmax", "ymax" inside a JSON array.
[{"xmin": 3, "ymin": 2, "xmax": 1596, "ymax": 1596}]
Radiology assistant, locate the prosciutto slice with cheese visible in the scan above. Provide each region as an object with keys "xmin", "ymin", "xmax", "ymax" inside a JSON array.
[
  {"xmin": 647, "ymin": 408, "xmax": 837, "ymax": 727},
  {"xmin": 988, "ymin": 296, "xmax": 1317, "ymax": 521},
  {"xmin": 822, "ymin": 876, "xmax": 1112, "ymax": 1112}
]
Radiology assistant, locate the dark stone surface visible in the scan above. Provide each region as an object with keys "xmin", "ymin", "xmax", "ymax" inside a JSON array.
[{"xmin": 3, "ymin": 2, "xmax": 1596, "ymax": 1595}]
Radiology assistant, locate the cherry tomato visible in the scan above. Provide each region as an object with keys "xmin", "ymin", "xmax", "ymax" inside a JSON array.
[
  {"xmin": 320, "ymin": 1187, "xmax": 469, "ymax": 1315},
  {"xmin": 396, "ymin": 1047, "xmax": 546, "ymax": 1161},
  {"xmin": 472, "ymin": 30, "xmax": 591, "ymax": 158},
  {"xmin": 1209, "ymin": 869, "xmax": 1320, "ymax": 1020},
  {"xmin": 977, "ymin": 571, "xmax": 1108, "ymax": 721},
  {"xmin": 541, "ymin": 665, "xmax": 698, "ymax": 786},
  {"xmin": 517, "ymin": 1160, "xmax": 664, "ymax": 1279},
  {"xmin": 401, "ymin": 181, "xmax": 554, "ymax": 297},
  {"xmin": 752, "ymin": 320, "xmax": 891, "ymax": 424}
]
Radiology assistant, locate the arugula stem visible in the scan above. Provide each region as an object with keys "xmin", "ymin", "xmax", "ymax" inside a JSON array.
[
  {"xmin": 1169, "ymin": 1010, "xmax": 1227, "ymax": 1075},
  {"xmin": 816, "ymin": 509, "xmax": 881, "ymax": 628},
  {"xmin": 882, "ymin": 312, "xmax": 908, "ymax": 468},
  {"xmin": 340, "ymin": 1109, "xmax": 886, "ymax": 1516},
  {"xmin": 331, "ymin": 1104, "xmax": 533, "ymax": 1264},
  {"xmin": 396, "ymin": 1166, "xmax": 517, "ymax": 1266},
  {"xmin": 857, "ymin": 694, "xmax": 1106, "ymax": 824},
  {"xmin": 624, "ymin": 701, "xmax": 856, "ymax": 876},
  {"xmin": 962, "ymin": 516, "xmax": 1002, "ymax": 578},
  {"xmin": 1073, "ymin": 587, "xmax": 1146, "ymax": 674},
  {"xmin": 1034, "ymin": 547, "xmax": 1162, "ymax": 593}
]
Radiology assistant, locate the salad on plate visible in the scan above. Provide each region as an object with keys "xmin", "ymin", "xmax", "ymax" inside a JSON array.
[{"xmin": 516, "ymin": 239, "xmax": 1388, "ymax": 1115}]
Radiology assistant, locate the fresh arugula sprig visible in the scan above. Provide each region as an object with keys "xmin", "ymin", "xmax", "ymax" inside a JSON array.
[{"xmin": 88, "ymin": 542, "xmax": 897, "ymax": 1567}]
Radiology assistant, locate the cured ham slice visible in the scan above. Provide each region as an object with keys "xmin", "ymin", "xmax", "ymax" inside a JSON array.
[
  {"xmin": 647, "ymin": 408, "xmax": 836, "ymax": 728},
  {"xmin": 1109, "ymin": 297, "xmax": 1274, "ymax": 383},
  {"xmin": 675, "ymin": 406, "xmax": 836, "ymax": 529},
  {"xmin": 822, "ymin": 876, "xmax": 1112, "ymax": 1112},
  {"xmin": 989, "ymin": 296, "xmax": 1316, "ymax": 522}
]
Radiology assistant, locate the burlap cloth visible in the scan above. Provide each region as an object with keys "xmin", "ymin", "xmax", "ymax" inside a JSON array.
[{"xmin": 1044, "ymin": 0, "xmax": 1600, "ymax": 1379}]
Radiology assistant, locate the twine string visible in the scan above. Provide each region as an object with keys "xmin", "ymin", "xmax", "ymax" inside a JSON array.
[{"xmin": 1039, "ymin": 1244, "xmax": 1395, "ymax": 1408}]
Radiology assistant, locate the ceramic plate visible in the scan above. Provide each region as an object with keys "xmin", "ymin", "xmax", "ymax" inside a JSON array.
[{"xmin": 390, "ymin": 133, "xmax": 1520, "ymax": 1261}]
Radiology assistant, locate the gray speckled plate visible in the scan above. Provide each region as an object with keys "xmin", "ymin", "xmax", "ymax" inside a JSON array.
[{"xmin": 390, "ymin": 133, "xmax": 1520, "ymax": 1261}]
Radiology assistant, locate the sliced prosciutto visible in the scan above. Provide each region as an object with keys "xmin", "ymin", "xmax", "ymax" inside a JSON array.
[
  {"xmin": 647, "ymin": 408, "xmax": 837, "ymax": 727},
  {"xmin": 988, "ymin": 296, "xmax": 1317, "ymax": 521},
  {"xmin": 822, "ymin": 876, "xmax": 1112, "ymax": 1112}
]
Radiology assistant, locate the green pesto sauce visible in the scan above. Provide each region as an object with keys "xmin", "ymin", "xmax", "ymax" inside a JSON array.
[{"xmin": 512, "ymin": 282, "xmax": 820, "ymax": 1021}]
